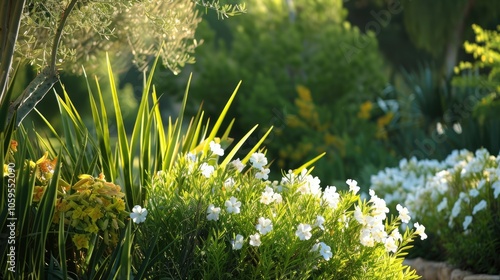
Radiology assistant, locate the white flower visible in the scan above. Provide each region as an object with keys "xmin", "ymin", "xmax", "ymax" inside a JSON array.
[
  {"xmin": 256, "ymin": 217, "xmax": 273, "ymax": 235},
  {"xmin": 437, "ymin": 197, "xmax": 448, "ymax": 212},
  {"xmin": 463, "ymin": 215, "xmax": 473, "ymax": 231},
  {"xmin": 231, "ymin": 234, "xmax": 244, "ymax": 250},
  {"xmin": 384, "ymin": 236, "xmax": 398, "ymax": 253},
  {"xmin": 370, "ymin": 195, "xmax": 389, "ymax": 220},
  {"xmin": 354, "ymin": 206, "xmax": 366, "ymax": 225},
  {"xmin": 209, "ymin": 141, "xmax": 224, "ymax": 156},
  {"xmin": 225, "ymin": 196, "xmax": 241, "ymax": 214},
  {"xmin": 315, "ymin": 215, "xmax": 326, "ymax": 230},
  {"xmin": 360, "ymin": 228, "xmax": 375, "ymax": 247},
  {"xmin": 472, "ymin": 199, "xmax": 487, "ymax": 215},
  {"xmin": 295, "ymin": 223, "xmax": 312, "ymax": 240},
  {"xmin": 493, "ymin": 181, "xmax": 500, "ymax": 199},
  {"xmin": 451, "ymin": 199, "xmax": 462, "ymax": 218},
  {"xmin": 255, "ymin": 168, "xmax": 270, "ymax": 180},
  {"xmin": 260, "ymin": 186, "xmax": 275, "ymax": 205},
  {"xmin": 390, "ymin": 229, "xmax": 402, "ymax": 241},
  {"xmin": 371, "ymin": 224, "xmax": 388, "ymax": 243},
  {"xmin": 346, "ymin": 179, "xmax": 360, "ymax": 194},
  {"xmin": 322, "ymin": 186, "xmax": 340, "ymax": 209},
  {"xmin": 206, "ymin": 204, "xmax": 221, "ymax": 221},
  {"xmin": 469, "ymin": 189, "xmax": 479, "ymax": 197},
  {"xmin": 250, "ymin": 152, "xmax": 268, "ymax": 169},
  {"xmin": 249, "ymin": 233, "xmax": 261, "ymax": 247},
  {"xmin": 186, "ymin": 152, "xmax": 197, "ymax": 162},
  {"xmin": 413, "ymin": 222, "xmax": 427, "ymax": 240},
  {"xmin": 272, "ymin": 193, "xmax": 283, "ymax": 203},
  {"xmin": 231, "ymin": 158, "xmax": 245, "ymax": 172},
  {"xmin": 130, "ymin": 205, "xmax": 148, "ymax": 224},
  {"xmin": 319, "ymin": 242, "xmax": 333, "ymax": 260},
  {"xmin": 369, "ymin": 189, "xmax": 375, "ymax": 196},
  {"xmin": 305, "ymin": 174, "xmax": 322, "ymax": 197},
  {"xmin": 224, "ymin": 177, "xmax": 235, "ymax": 189},
  {"xmin": 396, "ymin": 204, "xmax": 411, "ymax": 224},
  {"xmin": 200, "ymin": 163, "xmax": 214, "ymax": 178}
]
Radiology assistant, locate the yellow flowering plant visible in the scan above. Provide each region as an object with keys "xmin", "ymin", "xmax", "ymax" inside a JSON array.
[
  {"xmin": 54, "ymin": 173, "xmax": 128, "ymax": 250},
  {"xmin": 275, "ymin": 85, "xmax": 397, "ymax": 188}
]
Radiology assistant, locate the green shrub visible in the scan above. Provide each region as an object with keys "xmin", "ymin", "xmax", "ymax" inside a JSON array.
[{"xmin": 138, "ymin": 144, "xmax": 424, "ymax": 278}]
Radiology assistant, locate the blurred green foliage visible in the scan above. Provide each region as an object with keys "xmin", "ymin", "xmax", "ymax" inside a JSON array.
[
  {"xmin": 178, "ymin": 0, "xmax": 392, "ymax": 187},
  {"xmin": 380, "ymin": 24, "xmax": 500, "ymax": 163}
]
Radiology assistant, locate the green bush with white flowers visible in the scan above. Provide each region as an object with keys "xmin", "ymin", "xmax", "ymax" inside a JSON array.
[
  {"xmin": 371, "ymin": 148, "xmax": 500, "ymax": 274},
  {"xmin": 136, "ymin": 141, "xmax": 425, "ymax": 279}
]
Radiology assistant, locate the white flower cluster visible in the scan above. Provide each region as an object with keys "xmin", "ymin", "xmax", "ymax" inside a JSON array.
[
  {"xmin": 354, "ymin": 189, "xmax": 424, "ymax": 253},
  {"xmin": 203, "ymin": 152, "xmax": 423, "ymax": 262},
  {"xmin": 371, "ymin": 148, "xmax": 500, "ymax": 232}
]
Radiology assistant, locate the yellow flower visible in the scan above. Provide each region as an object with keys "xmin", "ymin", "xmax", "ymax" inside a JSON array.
[
  {"xmin": 296, "ymin": 85, "xmax": 312, "ymax": 102},
  {"xmin": 85, "ymin": 223, "xmax": 100, "ymax": 234},
  {"xmin": 10, "ymin": 140, "xmax": 17, "ymax": 152},
  {"xmin": 98, "ymin": 181, "xmax": 125, "ymax": 198},
  {"xmin": 86, "ymin": 207, "xmax": 104, "ymax": 223},
  {"xmin": 72, "ymin": 233, "xmax": 90, "ymax": 250},
  {"xmin": 112, "ymin": 199, "xmax": 126, "ymax": 212},
  {"xmin": 32, "ymin": 186, "xmax": 46, "ymax": 202},
  {"xmin": 357, "ymin": 101, "xmax": 373, "ymax": 120},
  {"xmin": 36, "ymin": 151, "xmax": 57, "ymax": 180},
  {"xmin": 377, "ymin": 112, "xmax": 393, "ymax": 127},
  {"xmin": 376, "ymin": 112, "xmax": 394, "ymax": 140},
  {"xmin": 72, "ymin": 207, "xmax": 85, "ymax": 220},
  {"xmin": 56, "ymin": 199, "xmax": 71, "ymax": 212}
]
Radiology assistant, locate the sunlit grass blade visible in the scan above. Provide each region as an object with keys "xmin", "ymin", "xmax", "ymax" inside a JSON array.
[
  {"xmin": 293, "ymin": 152, "xmax": 326, "ymax": 175},
  {"xmin": 113, "ymin": 223, "xmax": 132, "ymax": 280},
  {"xmin": 89, "ymin": 73, "xmax": 115, "ymax": 180},
  {"xmin": 106, "ymin": 54, "xmax": 133, "ymax": 208},
  {"xmin": 184, "ymin": 106, "xmax": 204, "ymax": 153},
  {"xmin": 220, "ymin": 124, "xmax": 258, "ymax": 168},
  {"xmin": 221, "ymin": 118, "xmax": 235, "ymax": 141},
  {"xmin": 202, "ymin": 81, "xmax": 242, "ymax": 155},
  {"xmin": 152, "ymin": 87, "xmax": 166, "ymax": 171}
]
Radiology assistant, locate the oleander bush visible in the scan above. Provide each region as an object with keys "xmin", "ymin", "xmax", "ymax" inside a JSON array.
[
  {"xmin": 370, "ymin": 148, "xmax": 500, "ymax": 274},
  {"xmin": 139, "ymin": 146, "xmax": 424, "ymax": 279}
]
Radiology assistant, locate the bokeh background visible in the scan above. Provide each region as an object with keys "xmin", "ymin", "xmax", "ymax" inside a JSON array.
[{"xmin": 16, "ymin": 0, "xmax": 500, "ymax": 189}]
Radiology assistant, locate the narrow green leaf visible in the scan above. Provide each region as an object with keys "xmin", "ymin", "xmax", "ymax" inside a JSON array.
[
  {"xmin": 202, "ymin": 81, "xmax": 242, "ymax": 155},
  {"xmin": 221, "ymin": 118, "xmax": 235, "ymax": 141},
  {"xmin": 220, "ymin": 125, "xmax": 258, "ymax": 168},
  {"xmin": 106, "ymin": 54, "xmax": 133, "ymax": 208},
  {"xmin": 58, "ymin": 212, "xmax": 67, "ymax": 279},
  {"xmin": 293, "ymin": 152, "xmax": 326, "ymax": 175}
]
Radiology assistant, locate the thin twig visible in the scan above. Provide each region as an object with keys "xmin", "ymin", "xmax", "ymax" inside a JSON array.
[{"xmin": 49, "ymin": 0, "xmax": 79, "ymax": 74}]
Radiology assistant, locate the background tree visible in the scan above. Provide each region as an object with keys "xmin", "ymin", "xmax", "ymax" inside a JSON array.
[
  {"xmin": 166, "ymin": 0, "xmax": 393, "ymax": 187},
  {"xmin": 0, "ymin": 0, "xmax": 245, "ymax": 127}
]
